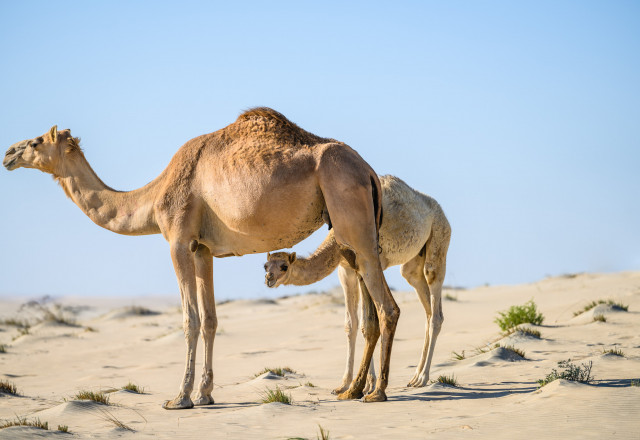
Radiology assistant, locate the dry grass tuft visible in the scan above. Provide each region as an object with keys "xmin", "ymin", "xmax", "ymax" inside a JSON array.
[
  {"xmin": 451, "ymin": 350, "xmax": 466, "ymax": 360},
  {"xmin": 97, "ymin": 408, "xmax": 134, "ymax": 431},
  {"xmin": 593, "ymin": 314, "xmax": 607, "ymax": 323},
  {"xmin": 573, "ymin": 299, "xmax": 628, "ymax": 316},
  {"xmin": 0, "ymin": 345, "xmax": 6, "ymax": 353},
  {"xmin": 317, "ymin": 424, "xmax": 331, "ymax": 440},
  {"xmin": 75, "ymin": 390, "xmax": 110, "ymax": 405},
  {"xmin": 254, "ymin": 366, "xmax": 297, "ymax": 378},
  {"xmin": 602, "ymin": 347, "xmax": 625, "ymax": 357},
  {"xmin": 0, "ymin": 415, "xmax": 48, "ymax": 430},
  {"xmin": 57, "ymin": 424, "xmax": 69, "ymax": 432},
  {"xmin": 436, "ymin": 374, "xmax": 458, "ymax": 387},
  {"xmin": 499, "ymin": 344, "xmax": 526, "ymax": 358},
  {"xmin": 122, "ymin": 382, "xmax": 144, "ymax": 393},
  {"xmin": 0, "ymin": 380, "xmax": 18, "ymax": 395}
]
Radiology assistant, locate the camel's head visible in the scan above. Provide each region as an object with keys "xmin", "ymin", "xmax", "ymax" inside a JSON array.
[
  {"xmin": 264, "ymin": 252, "xmax": 297, "ymax": 288},
  {"xmin": 3, "ymin": 126, "xmax": 81, "ymax": 174}
]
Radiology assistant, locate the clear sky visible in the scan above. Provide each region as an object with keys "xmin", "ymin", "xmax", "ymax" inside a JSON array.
[{"xmin": 1, "ymin": 1, "xmax": 638, "ymax": 301}]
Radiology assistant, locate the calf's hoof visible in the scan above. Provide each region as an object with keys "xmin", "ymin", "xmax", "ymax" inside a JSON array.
[
  {"xmin": 331, "ymin": 384, "xmax": 349, "ymax": 395},
  {"xmin": 162, "ymin": 395, "xmax": 194, "ymax": 410},
  {"xmin": 193, "ymin": 394, "xmax": 215, "ymax": 406},
  {"xmin": 363, "ymin": 388, "xmax": 387, "ymax": 402}
]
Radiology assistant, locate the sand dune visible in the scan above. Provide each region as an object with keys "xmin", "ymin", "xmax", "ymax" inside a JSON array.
[{"xmin": 1, "ymin": 271, "xmax": 639, "ymax": 439}]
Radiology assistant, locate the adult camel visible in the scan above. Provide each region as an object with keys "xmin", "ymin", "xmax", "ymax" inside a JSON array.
[{"xmin": 3, "ymin": 108, "xmax": 399, "ymax": 408}]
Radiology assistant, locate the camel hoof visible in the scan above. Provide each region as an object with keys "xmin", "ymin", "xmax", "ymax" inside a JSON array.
[
  {"xmin": 363, "ymin": 389, "xmax": 387, "ymax": 402},
  {"xmin": 331, "ymin": 385, "xmax": 349, "ymax": 395},
  {"xmin": 193, "ymin": 394, "xmax": 215, "ymax": 406},
  {"xmin": 162, "ymin": 396, "xmax": 194, "ymax": 410},
  {"xmin": 337, "ymin": 388, "xmax": 364, "ymax": 400}
]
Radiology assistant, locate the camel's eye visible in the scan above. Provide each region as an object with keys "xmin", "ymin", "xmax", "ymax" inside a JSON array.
[
  {"xmin": 31, "ymin": 141, "xmax": 39, "ymax": 149},
  {"xmin": 280, "ymin": 264, "xmax": 288, "ymax": 272}
]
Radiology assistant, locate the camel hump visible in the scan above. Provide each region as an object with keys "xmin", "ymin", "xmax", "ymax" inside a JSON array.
[{"xmin": 237, "ymin": 107, "xmax": 299, "ymax": 131}]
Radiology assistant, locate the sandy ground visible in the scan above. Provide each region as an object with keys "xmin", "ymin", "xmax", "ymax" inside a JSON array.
[{"xmin": 1, "ymin": 271, "xmax": 639, "ymax": 439}]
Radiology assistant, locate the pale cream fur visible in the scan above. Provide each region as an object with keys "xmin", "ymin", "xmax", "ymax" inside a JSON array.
[
  {"xmin": 265, "ymin": 175, "xmax": 451, "ymax": 390},
  {"xmin": 3, "ymin": 109, "xmax": 399, "ymax": 407}
]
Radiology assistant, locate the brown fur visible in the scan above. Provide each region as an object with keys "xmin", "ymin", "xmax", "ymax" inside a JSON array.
[{"xmin": 4, "ymin": 108, "xmax": 398, "ymax": 408}]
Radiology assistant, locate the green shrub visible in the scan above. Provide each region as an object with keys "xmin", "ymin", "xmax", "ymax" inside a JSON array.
[
  {"xmin": 260, "ymin": 386, "xmax": 292, "ymax": 404},
  {"xmin": 537, "ymin": 359, "xmax": 593, "ymax": 387},
  {"xmin": 593, "ymin": 314, "xmax": 606, "ymax": 322},
  {"xmin": 436, "ymin": 374, "xmax": 458, "ymax": 387},
  {"xmin": 495, "ymin": 300, "xmax": 544, "ymax": 332}
]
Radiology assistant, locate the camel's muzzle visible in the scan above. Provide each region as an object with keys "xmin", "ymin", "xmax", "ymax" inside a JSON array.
[
  {"xmin": 265, "ymin": 274, "xmax": 276, "ymax": 288},
  {"xmin": 3, "ymin": 140, "xmax": 29, "ymax": 170}
]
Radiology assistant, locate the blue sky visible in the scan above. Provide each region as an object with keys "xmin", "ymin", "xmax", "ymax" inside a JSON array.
[{"xmin": 1, "ymin": 1, "xmax": 638, "ymax": 300}]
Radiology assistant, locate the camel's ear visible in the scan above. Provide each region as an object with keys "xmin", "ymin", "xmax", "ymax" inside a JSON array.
[
  {"xmin": 267, "ymin": 252, "xmax": 271, "ymax": 260},
  {"xmin": 289, "ymin": 252, "xmax": 297, "ymax": 264},
  {"xmin": 49, "ymin": 125, "xmax": 58, "ymax": 143}
]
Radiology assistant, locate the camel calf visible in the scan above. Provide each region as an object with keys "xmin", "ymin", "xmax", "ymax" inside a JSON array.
[{"xmin": 264, "ymin": 175, "xmax": 451, "ymax": 391}]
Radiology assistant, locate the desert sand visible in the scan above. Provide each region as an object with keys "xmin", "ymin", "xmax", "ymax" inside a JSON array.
[{"xmin": 1, "ymin": 271, "xmax": 639, "ymax": 439}]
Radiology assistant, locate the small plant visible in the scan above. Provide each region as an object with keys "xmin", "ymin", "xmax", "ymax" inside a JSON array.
[
  {"xmin": 260, "ymin": 386, "xmax": 292, "ymax": 404},
  {"xmin": 537, "ymin": 359, "xmax": 594, "ymax": 387},
  {"xmin": 602, "ymin": 347, "xmax": 625, "ymax": 357},
  {"xmin": 451, "ymin": 350, "xmax": 465, "ymax": 360},
  {"xmin": 573, "ymin": 299, "xmax": 629, "ymax": 316},
  {"xmin": 122, "ymin": 382, "xmax": 144, "ymax": 393},
  {"xmin": 75, "ymin": 390, "xmax": 110, "ymax": 405},
  {"xmin": 97, "ymin": 408, "xmax": 134, "ymax": 431},
  {"xmin": 84, "ymin": 326, "xmax": 97, "ymax": 332},
  {"xmin": 495, "ymin": 300, "xmax": 544, "ymax": 332},
  {"xmin": 317, "ymin": 424, "xmax": 330, "ymax": 440},
  {"xmin": 0, "ymin": 380, "xmax": 18, "ymax": 395},
  {"xmin": 500, "ymin": 344, "xmax": 526, "ymax": 358},
  {"xmin": 436, "ymin": 374, "xmax": 458, "ymax": 387},
  {"xmin": 0, "ymin": 416, "xmax": 48, "ymax": 430},
  {"xmin": 0, "ymin": 345, "xmax": 6, "ymax": 353},
  {"xmin": 304, "ymin": 382, "xmax": 316, "ymax": 387},
  {"xmin": 57, "ymin": 425, "xmax": 69, "ymax": 432},
  {"xmin": 444, "ymin": 293, "xmax": 458, "ymax": 301},
  {"xmin": 593, "ymin": 314, "xmax": 607, "ymax": 322},
  {"xmin": 254, "ymin": 366, "xmax": 297, "ymax": 378},
  {"xmin": 129, "ymin": 306, "xmax": 157, "ymax": 316}
]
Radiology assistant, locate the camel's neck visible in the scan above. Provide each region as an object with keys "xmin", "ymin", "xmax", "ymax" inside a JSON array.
[
  {"xmin": 285, "ymin": 232, "xmax": 341, "ymax": 286},
  {"xmin": 54, "ymin": 153, "xmax": 162, "ymax": 236}
]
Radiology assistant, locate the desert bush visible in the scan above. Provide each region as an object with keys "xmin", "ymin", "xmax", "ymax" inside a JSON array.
[
  {"xmin": 260, "ymin": 386, "xmax": 292, "ymax": 404},
  {"xmin": 537, "ymin": 359, "xmax": 593, "ymax": 387},
  {"xmin": 573, "ymin": 299, "xmax": 628, "ymax": 316},
  {"xmin": 495, "ymin": 300, "xmax": 544, "ymax": 332}
]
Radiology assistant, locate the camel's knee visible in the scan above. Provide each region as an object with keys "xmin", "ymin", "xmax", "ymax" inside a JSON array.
[
  {"xmin": 183, "ymin": 314, "xmax": 201, "ymax": 340},
  {"xmin": 200, "ymin": 313, "xmax": 217, "ymax": 335}
]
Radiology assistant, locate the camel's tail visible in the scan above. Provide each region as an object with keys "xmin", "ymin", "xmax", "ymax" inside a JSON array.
[{"xmin": 370, "ymin": 173, "xmax": 383, "ymax": 249}]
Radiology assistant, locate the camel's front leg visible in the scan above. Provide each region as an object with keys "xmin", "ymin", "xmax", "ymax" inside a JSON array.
[
  {"xmin": 163, "ymin": 241, "xmax": 200, "ymax": 410},
  {"xmin": 193, "ymin": 245, "xmax": 217, "ymax": 406},
  {"xmin": 333, "ymin": 266, "xmax": 360, "ymax": 395}
]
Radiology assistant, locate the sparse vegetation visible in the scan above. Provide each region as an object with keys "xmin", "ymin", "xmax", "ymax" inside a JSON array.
[
  {"xmin": 593, "ymin": 314, "xmax": 607, "ymax": 323},
  {"xmin": 317, "ymin": 424, "xmax": 330, "ymax": 440},
  {"xmin": 97, "ymin": 408, "xmax": 134, "ymax": 431},
  {"xmin": 451, "ymin": 350, "xmax": 465, "ymax": 360},
  {"xmin": 304, "ymin": 382, "xmax": 316, "ymax": 387},
  {"xmin": 0, "ymin": 380, "xmax": 18, "ymax": 395},
  {"xmin": 436, "ymin": 374, "xmax": 458, "ymax": 387},
  {"xmin": 0, "ymin": 345, "xmax": 6, "ymax": 353},
  {"xmin": 495, "ymin": 300, "xmax": 544, "ymax": 332},
  {"xmin": 122, "ymin": 382, "xmax": 144, "ymax": 393},
  {"xmin": 499, "ymin": 344, "xmax": 526, "ymax": 358},
  {"xmin": 573, "ymin": 299, "xmax": 628, "ymax": 317},
  {"xmin": 57, "ymin": 425, "xmax": 69, "ymax": 432},
  {"xmin": 40, "ymin": 305, "xmax": 78, "ymax": 326},
  {"xmin": 0, "ymin": 416, "xmax": 48, "ymax": 430},
  {"xmin": 537, "ymin": 359, "xmax": 594, "ymax": 387},
  {"xmin": 128, "ymin": 306, "xmax": 158, "ymax": 316},
  {"xmin": 260, "ymin": 386, "xmax": 292, "ymax": 404},
  {"xmin": 444, "ymin": 293, "xmax": 458, "ymax": 301},
  {"xmin": 0, "ymin": 318, "xmax": 30, "ymax": 328},
  {"xmin": 254, "ymin": 366, "xmax": 297, "ymax": 378},
  {"xmin": 75, "ymin": 390, "xmax": 110, "ymax": 405},
  {"xmin": 602, "ymin": 347, "xmax": 625, "ymax": 357}
]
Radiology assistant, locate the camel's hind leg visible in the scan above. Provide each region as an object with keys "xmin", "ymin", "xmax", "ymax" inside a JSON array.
[
  {"xmin": 400, "ymin": 250, "xmax": 433, "ymax": 387},
  {"xmin": 315, "ymin": 145, "xmax": 399, "ymax": 403},
  {"xmin": 359, "ymin": 278, "xmax": 378, "ymax": 395},
  {"xmin": 409, "ymin": 225, "xmax": 450, "ymax": 387},
  {"xmin": 193, "ymin": 244, "xmax": 218, "ymax": 405},
  {"xmin": 332, "ymin": 265, "xmax": 360, "ymax": 395}
]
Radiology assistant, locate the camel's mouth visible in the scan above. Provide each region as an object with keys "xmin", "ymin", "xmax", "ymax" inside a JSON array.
[
  {"xmin": 3, "ymin": 140, "xmax": 29, "ymax": 171},
  {"xmin": 265, "ymin": 277, "xmax": 277, "ymax": 288}
]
